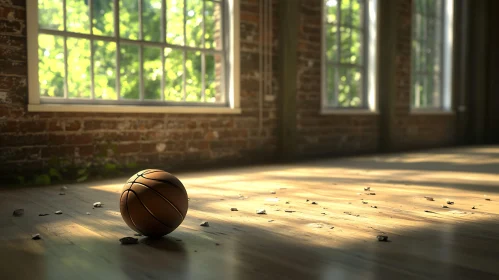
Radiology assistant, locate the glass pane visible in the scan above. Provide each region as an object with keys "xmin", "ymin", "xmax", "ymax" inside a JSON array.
[
  {"xmin": 67, "ymin": 38, "xmax": 91, "ymax": 98},
  {"xmin": 340, "ymin": 0, "xmax": 351, "ymax": 26},
  {"xmin": 351, "ymin": 0, "xmax": 363, "ymax": 28},
  {"xmin": 66, "ymin": 0, "xmax": 90, "ymax": 34},
  {"xmin": 338, "ymin": 67, "xmax": 362, "ymax": 107},
  {"xmin": 205, "ymin": 53, "xmax": 223, "ymax": 103},
  {"xmin": 38, "ymin": 34, "xmax": 65, "ymax": 97},
  {"xmin": 120, "ymin": 44, "xmax": 140, "ymax": 99},
  {"xmin": 412, "ymin": 75, "xmax": 421, "ymax": 107},
  {"xmin": 38, "ymin": 0, "xmax": 64, "ymax": 31},
  {"xmin": 205, "ymin": 1, "xmax": 223, "ymax": 49},
  {"xmin": 120, "ymin": 0, "xmax": 140, "ymax": 40},
  {"xmin": 325, "ymin": 0, "xmax": 338, "ymax": 23},
  {"xmin": 326, "ymin": 66, "xmax": 337, "ymax": 105},
  {"xmin": 413, "ymin": 14, "xmax": 423, "ymax": 40},
  {"xmin": 432, "ymin": 74, "xmax": 441, "ymax": 107},
  {"xmin": 427, "ymin": 0, "xmax": 435, "ymax": 17},
  {"xmin": 164, "ymin": 48, "xmax": 184, "ymax": 101},
  {"xmin": 186, "ymin": 0, "xmax": 203, "ymax": 47},
  {"xmin": 143, "ymin": 0, "xmax": 162, "ymax": 42},
  {"xmin": 340, "ymin": 27, "xmax": 362, "ymax": 65},
  {"xmin": 92, "ymin": 1, "xmax": 114, "ymax": 36},
  {"xmin": 185, "ymin": 51, "xmax": 202, "ymax": 101},
  {"xmin": 167, "ymin": 0, "xmax": 185, "ymax": 45},
  {"xmin": 94, "ymin": 41, "xmax": 117, "ymax": 100},
  {"xmin": 143, "ymin": 47, "xmax": 162, "ymax": 100},
  {"xmin": 325, "ymin": 25, "xmax": 337, "ymax": 62},
  {"xmin": 421, "ymin": 75, "xmax": 429, "ymax": 107}
]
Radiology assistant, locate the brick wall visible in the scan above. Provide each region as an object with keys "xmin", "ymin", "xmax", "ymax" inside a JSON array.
[
  {"xmin": 0, "ymin": 0, "xmax": 460, "ymax": 185},
  {"xmin": 0, "ymin": 0, "xmax": 278, "ymax": 184}
]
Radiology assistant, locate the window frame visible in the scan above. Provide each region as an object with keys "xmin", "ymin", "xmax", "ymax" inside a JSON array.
[
  {"xmin": 320, "ymin": 0, "xmax": 378, "ymax": 114},
  {"xmin": 26, "ymin": 0, "xmax": 241, "ymax": 114},
  {"xmin": 410, "ymin": 0, "xmax": 454, "ymax": 113}
]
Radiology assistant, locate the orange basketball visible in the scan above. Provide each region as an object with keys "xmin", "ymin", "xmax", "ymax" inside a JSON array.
[{"xmin": 120, "ymin": 169, "xmax": 188, "ymax": 237}]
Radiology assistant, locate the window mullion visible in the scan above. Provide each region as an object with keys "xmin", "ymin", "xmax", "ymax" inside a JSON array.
[
  {"xmin": 202, "ymin": 0, "xmax": 206, "ymax": 102},
  {"xmin": 139, "ymin": 0, "xmax": 144, "ymax": 101},
  {"xmin": 114, "ymin": 0, "xmax": 121, "ymax": 100},
  {"xmin": 161, "ymin": 0, "xmax": 166, "ymax": 101},
  {"xmin": 63, "ymin": 0, "xmax": 68, "ymax": 99},
  {"xmin": 89, "ymin": 0, "xmax": 95, "ymax": 101},
  {"xmin": 183, "ymin": 0, "xmax": 187, "ymax": 102},
  {"xmin": 334, "ymin": 0, "xmax": 341, "ymax": 107}
]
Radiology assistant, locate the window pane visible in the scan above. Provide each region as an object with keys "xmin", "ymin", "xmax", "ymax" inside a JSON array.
[
  {"xmin": 338, "ymin": 67, "xmax": 362, "ymax": 107},
  {"xmin": 167, "ymin": 0, "xmax": 185, "ymax": 45},
  {"xmin": 186, "ymin": 0, "xmax": 203, "ymax": 47},
  {"xmin": 325, "ymin": 0, "xmax": 338, "ymax": 23},
  {"xmin": 185, "ymin": 51, "xmax": 202, "ymax": 101},
  {"xmin": 326, "ymin": 65, "xmax": 337, "ymax": 105},
  {"xmin": 94, "ymin": 41, "xmax": 117, "ymax": 100},
  {"xmin": 120, "ymin": 0, "xmax": 140, "ymax": 40},
  {"xmin": 432, "ymin": 74, "xmax": 441, "ymax": 107},
  {"xmin": 38, "ymin": 0, "xmax": 64, "ymax": 31},
  {"xmin": 351, "ymin": 0, "xmax": 363, "ymax": 28},
  {"xmin": 67, "ymin": 38, "xmax": 91, "ymax": 98},
  {"xmin": 143, "ymin": 0, "xmax": 162, "ymax": 42},
  {"xmin": 205, "ymin": 0, "xmax": 223, "ymax": 49},
  {"xmin": 66, "ymin": 0, "xmax": 90, "ymax": 34},
  {"xmin": 205, "ymin": 53, "xmax": 223, "ymax": 103},
  {"xmin": 120, "ymin": 44, "xmax": 140, "ymax": 99},
  {"xmin": 38, "ymin": 34, "xmax": 65, "ymax": 97},
  {"xmin": 164, "ymin": 48, "xmax": 184, "ymax": 101},
  {"xmin": 340, "ymin": 27, "xmax": 362, "ymax": 65},
  {"xmin": 143, "ymin": 47, "xmax": 162, "ymax": 100},
  {"xmin": 92, "ymin": 1, "xmax": 114, "ymax": 36},
  {"xmin": 325, "ymin": 25, "xmax": 338, "ymax": 62},
  {"xmin": 340, "ymin": 0, "xmax": 351, "ymax": 26}
]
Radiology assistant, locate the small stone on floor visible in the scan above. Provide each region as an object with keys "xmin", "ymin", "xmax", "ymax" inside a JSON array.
[
  {"xmin": 119, "ymin": 237, "xmax": 138, "ymax": 245},
  {"xmin": 371, "ymin": 206, "xmax": 377, "ymax": 208},
  {"xmin": 86, "ymin": 212, "xmax": 91, "ymax": 215},
  {"xmin": 200, "ymin": 221, "xmax": 210, "ymax": 227},
  {"xmin": 472, "ymin": 206, "xmax": 476, "ymax": 209},
  {"xmin": 425, "ymin": 196, "xmax": 434, "ymax": 201},
  {"xmin": 268, "ymin": 220, "xmax": 274, "ymax": 222},
  {"xmin": 256, "ymin": 209, "xmax": 266, "ymax": 214},
  {"xmin": 231, "ymin": 208, "xmax": 238, "ymax": 211},
  {"xmin": 362, "ymin": 201, "xmax": 368, "ymax": 204},
  {"xmin": 55, "ymin": 210, "xmax": 62, "ymax": 215},
  {"xmin": 38, "ymin": 213, "xmax": 49, "ymax": 216},
  {"xmin": 215, "ymin": 243, "xmax": 220, "ymax": 246},
  {"xmin": 61, "ymin": 186, "xmax": 68, "ymax": 191},
  {"xmin": 377, "ymin": 235, "xmax": 389, "ymax": 242},
  {"xmin": 59, "ymin": 192, "xmax": 65, "ymax": 195},
  {"xmin": 32, "ymin": 234, "xmax": 41, "ymax": 240},
  {"xmin": 270, "ymin": 191, "xmax": 276, "ymax": 194},
  {"xmin": 369, "ymin": 193, "xmax": 376, "ymax": 196},
  {"xmin": 13, "ymin": 209, "xmax": 24, "ymax": 217},
  {"xmin": 311, "ymin": 202, "xmax": 318, "ymax": 205},
  {"xmin": 285, "ymin": 210, "xmax": 295, "ymax": 213},
  {"xmin": 364, "ymin": 187, "xmax": 370, "ymax": 191},
  {"xmin": 446, "ymin": 200, "xmax": 454, "ymax": 205},
  {"xmin": 442, "ymin": 205, "xmax": 449, "ymax": 208},
  {"xmin": 93, "ymin": 202, "xmax": 103, "ymax": 208}
]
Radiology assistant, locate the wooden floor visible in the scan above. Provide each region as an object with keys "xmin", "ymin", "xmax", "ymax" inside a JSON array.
[{"xmin": 1, "ymin": 146, "xmax": 499, "ymax": 280}]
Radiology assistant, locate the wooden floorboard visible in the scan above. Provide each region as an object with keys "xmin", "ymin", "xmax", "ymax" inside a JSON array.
[{"xmin": 1, "ymin": 146, "xmax": 499, "ymax": 280}]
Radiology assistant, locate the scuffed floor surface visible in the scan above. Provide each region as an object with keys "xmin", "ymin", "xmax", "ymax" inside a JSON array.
[{"xmin": 1, "ymin": 146, "xmax": 499, "ymax": 280}]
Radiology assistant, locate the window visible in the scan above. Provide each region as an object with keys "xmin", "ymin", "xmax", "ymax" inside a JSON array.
[
  {"xmin": 27, "ymin": 0, "xmax": 240, "ymax": 114},
  {"xmin": 321, "ymin": 0, "xmax": 377, "ymax": 112},
  {"xmin": 411, "ymin": 0, "xmax": 453, "ymax": 110}
]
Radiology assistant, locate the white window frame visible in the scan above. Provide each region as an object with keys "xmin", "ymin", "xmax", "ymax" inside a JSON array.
[
  {"xmin": 320, "ymin": 0, "xmax": 378, "ymax": 115},
  {"xmin": 410, "ymin": 0, "xmax": 454, "ymax": 114},
  {"xmin": 26, "ymin": 0, "xmax": 241, "ymax": 114}
]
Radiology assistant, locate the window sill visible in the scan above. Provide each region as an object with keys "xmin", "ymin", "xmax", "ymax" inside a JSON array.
[
  {"xmin": 320, "ymin": 108, "xmax": 379, "ymax": 115},
  {"xmin": 28, "ymin": 104, "xmax": 242, "ymax": 114},
  {"xmin": 409, "ymin": 109, "xmax": 455, "ymax": 115}
]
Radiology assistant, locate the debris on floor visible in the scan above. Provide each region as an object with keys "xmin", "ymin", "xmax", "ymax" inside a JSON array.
[
  {"xmin": 377, "ymin": 235, "xmax": 389, "ymax": 242},
  {"xmin": 215, "ymin": 243, "xmax": 220, "ymax": 246},
  {"xmin": 13, "ymin": 209, "xmax": 24, "ymax": 217},
  {"xmin": 119, "ymin": 237, "xmax": 138, "ymax": 245},
  {"xmin": 86, "ymin": 212, "xmax": 91, "ymax": 215},
  {"xmin": 425, "ymin": 196, "xmax": 434, "ymax": 201},
  {"xmin": 32, "ymin": 234, "xmax": 41, "ymax": 240},
  {"xmin": 485, "ymin": 196, "xmax": 491, "ymax": 201},
  {"xmin": 472, "ymin": 206, "xmax": 476, "ymax": 209},
  {"xmin": 200, "ymin": 221, "xmax": 210, "ymax": 227},
  {"xmin": 424, "ymin": 210, "xmax": 436, "ymax": 213},
  {"xmin": 330, "ymin": 226, "xmax": 335, "ymax": 229},
  {"xmin": 306, "ymin": 199, "xmax": 309, "ymax": 202},
  {"xmin": 256, "ymin": 209, "xmax": 266, "ymax": 214},
  {"xmin": 442, "ymin": 205, "xmax": 449, "ymax": 208},
  {"xmin": 285, "ymin": 210, "xmax": 295, "ymax": 213},
  {"xmin": 321, "ymin": 212, "xmax": 326, "ymax": 215},
  {"xmin": 285, "ymin": 201, "xmax": 290, "ymax": 204},
  {"xmin": 364, "ymin": 187, "xmax": 370, "ymax": 191},
  {"xmin": 446, "ymin": 200, "xmax": 454, "ymax": 205},
  {"xmin": 270, "ymin": 191, "xmax": 276, "ymax": 194},
  {"xmin": 268, "ymin": 220, "xmax": 274, "ymax": 222},
  {"xmin": 93, "ymin": 202, "xmax": 103, "ymax": 208},
  {"xmin": 362, "ymin": 201, "xmax": 368, "ymax": 204},
  {"xmin": 311, "ymin": 202, "xmax": 318, "ymax": 205},
  {"xmin": 59, "ymin": 192, "xmax": 65, "ymax": 195},
  {"xmin": 344, "ymin": 211, "xmax": 359, "ymax": 217},
  {"xmin": 55, "ymin": 210, "xmax": 63, "ymax": 214},
  {"xmin": 371, "ymin": 206, "xmax": 377, "ymax": 208},
  {"xmin": 368, "ymin": 193, "xmax": 376, "ymax": 196},
  {"xmin": 231, "ymin": 208, "xmax": 238, "ymax": 211},
  {"xmin": 61, "ymin": 186, "xmax": 68, "ymax": 191},
  {"xmin": 38, "ymin": 213, "xmax": 49, "ymax": 216}
]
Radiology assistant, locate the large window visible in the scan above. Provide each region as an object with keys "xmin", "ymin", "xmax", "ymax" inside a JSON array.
[
  {"xmin": 27, "ymin": 0, "xmax": 240, "ymax": 113},
  {"xmin": 411, "ymin": 0, "xmax": 453, "ymax": 110},
  {"xmin": 322, "ymin": 0, "xmax": 377, "ymax": 112}
]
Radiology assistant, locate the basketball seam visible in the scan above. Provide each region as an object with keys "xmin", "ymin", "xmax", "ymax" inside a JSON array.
[
  {"xmin": 127, "ymin": 189, "xmax": 177, "ymax": 230},
  {"xmin": 123, "ymin": 190, "xmax": 144, "ymax": 235},
  {"xmin": 142, "ymin": 170, "xmax": 164, "ymax": 175},
  {"xmin": 138, "ymin": 174, "xmax": 186, "ymax": 193},
  {"xmin": 130, "ymin": 181, "xmax": 185, "ymax": 219}
]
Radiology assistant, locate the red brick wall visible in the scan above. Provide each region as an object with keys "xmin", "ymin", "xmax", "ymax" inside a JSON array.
[
  {"xmin": 0, "ymin": 0, "xmax": 459, "ymax": 184},
  {"xmin": 0, "ymin": 0, "xmax": 278, "ymax": 183}
]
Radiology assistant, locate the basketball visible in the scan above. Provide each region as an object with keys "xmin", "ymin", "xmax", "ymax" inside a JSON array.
[{"xmin": 120, "ymin": 169, "xmax": 189, "ymax": 237}]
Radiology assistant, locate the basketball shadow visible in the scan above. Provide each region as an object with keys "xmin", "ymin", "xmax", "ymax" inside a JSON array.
[{"xmin": 140, "ymin": 235, "xmax": 186, "ymax": 253}]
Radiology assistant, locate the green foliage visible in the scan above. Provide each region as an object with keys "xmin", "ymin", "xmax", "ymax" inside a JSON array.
[
  {"xmin": 34, "ymin": 174, "xmax": 52, "ymax": 185},
  {"xmin": 37, "ymin": 0, "xmax": 223, "ymax": 103}
]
